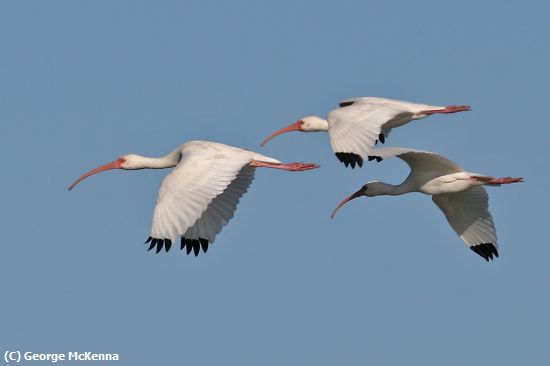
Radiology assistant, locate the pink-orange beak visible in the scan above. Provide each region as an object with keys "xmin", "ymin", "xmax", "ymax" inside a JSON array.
[
  {"xmin": 330, "ymin": 188, "xmax": 365, "ymax": 219},
  {"xmin": 68, "ymin": 158, "xmax": 125, "ymax": 191},
  {"xmin": 260, "ymin": 120, "xmax": 303, "ymax": 147}
]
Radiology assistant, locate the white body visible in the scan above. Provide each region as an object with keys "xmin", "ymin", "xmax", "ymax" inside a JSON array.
[
  {"xmin": 328, "ymin": 98, "xmax": 446, "ymax": 163},
  {"xmin": 150, "ymin": 141, "xmax": 280, "ymax": 245},
  {"xmin": 70, "ymin": 140, "xmax": 318, "ymax": 256},
  {"xmin": 336, "ymin": 147, "xmax": 521, "ymax": 260},
  {"xmin": 261, "ymin": 97, "xmax": 468, "ymax": 168}
]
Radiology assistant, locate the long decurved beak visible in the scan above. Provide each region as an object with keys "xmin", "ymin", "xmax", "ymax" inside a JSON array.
[
  {"xmin": 260, "ymin": 121, "xmax": 303, "ymax": 147},
  {"xmin": 68, "ymin": 159, "xmax": 124, "ymax": 191},
  {"xmin": 330, "ymin": 188, "xmax": 365, "ymax": 219}
]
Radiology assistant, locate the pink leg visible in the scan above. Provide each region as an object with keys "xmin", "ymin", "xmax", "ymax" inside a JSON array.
[
  {"xmin": 471, "ymin": 176, "xmax": 523, "ymax": 185},
  {"xmin": 249, "ymin": 161, "xmax": 320, "ymax": 171},
  {"xmin": 485, "ymin": 177, "xmax": 524, "ymax": 185},
  {"xmin": 420, "ymin": 105, "xmax": 471, "ymax": 115}
]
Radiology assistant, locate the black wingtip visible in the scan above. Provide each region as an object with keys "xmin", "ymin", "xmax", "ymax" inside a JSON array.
[
  {"xmin": 199, "ymin": 238, "xmax": 209, "ymax": 253},
  {"xmin": 179, "ymin": 237, "xmax": 210, "ymax": 256},
  {"xmin": 155, "ymin": 240, "xmax": 164, "ymax": 254},
  {"xmin": 192, "ymin": 240, "xmax": 200, "ymax": 256},
  {"xmin": 339, "ymin": 101, "xmax": 354, "ymax": 108},
  {"xmin": 164, "ymin": 239, "xmax": 172, "ymax": 252},
  {"xmin": 470, "ymin": 243, "xmax": 499, "ymax": 261},
  {"xmin": 182, "ymin": 238, "xmax": 193, "ymax": 255},
  {"xmin": 335, "ymin": 153, "xmax": 363, "ymax": 169},
  {"xmin": 378, "ymin": 133, "xmax": 385, "ymax": 144},
  {"xmin": 147, "ymin": 237, "xmax": 172, "ymax": 253}
]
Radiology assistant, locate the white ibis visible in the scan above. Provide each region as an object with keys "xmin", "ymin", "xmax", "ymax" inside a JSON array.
[
  {"xmin": 69, "ymin": 140, "xmax": 319, "ymax": 256},
  {"xmin": 330, "ymin": 147, "xmax": 523, "ymax": 261},
  {"xmin": 260, "ymin": 97, "xmax": 470, "ymax": 168}
]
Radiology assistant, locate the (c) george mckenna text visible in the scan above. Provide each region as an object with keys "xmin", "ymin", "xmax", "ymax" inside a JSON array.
[{"xmin": 23, "ymin": 351, "xmax": 119, "ymax": 362}]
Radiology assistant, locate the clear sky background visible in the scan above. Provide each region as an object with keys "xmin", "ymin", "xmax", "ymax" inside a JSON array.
[{"xmin": 1, "ymin": 1, "xmax": 548, "ymax": 365}]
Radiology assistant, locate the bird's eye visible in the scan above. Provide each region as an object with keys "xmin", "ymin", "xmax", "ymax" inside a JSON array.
[
  {"xmin": 362, "ymin": 184, "xmax": 368, "ymax": 191},
  {"xmin": 118, "ymin": 157, "xmax": 126, "ymax": 163}
]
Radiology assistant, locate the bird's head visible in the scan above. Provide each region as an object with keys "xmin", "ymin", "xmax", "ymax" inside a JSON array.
[
  {"xmin": 330, "ymin": 182, "xmax": 384, "ymax": 218},
  {"xmin": 68, "ymin": 154, "xmax": 144, "ymax": 191},
  {"xmin": 260, "ymin": 116, "xmax": 327, "ymax": 146},
  {"xmin": 300, "ymin": 116, "xmax": 328, "ymax": 131}
]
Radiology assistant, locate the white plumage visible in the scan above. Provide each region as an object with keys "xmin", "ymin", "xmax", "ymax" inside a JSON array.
[
  {"xmin": 69, "ymin": 140, "xmax": 318, "ymax": 256},
  {"xmin": 261, "ymin": 97, "xmax": 470, "ymax": 168},
  {"xmin": 331, "ymin": 147, "xmax": 522, "ymax": 261},
  {"xmin": 328, "ymin": 102, "xmax": 413, "ymax": 165},
  {"xmin": 432, "ymin": 187, "xmax": 497, "ymax": 253}
]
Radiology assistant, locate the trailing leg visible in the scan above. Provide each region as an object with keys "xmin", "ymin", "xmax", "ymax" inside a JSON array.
[{"xmin": 249, "ymin": 161, "xmax": 319, "ymax": 171}]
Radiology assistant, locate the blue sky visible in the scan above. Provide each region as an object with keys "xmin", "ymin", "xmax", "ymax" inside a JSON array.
[{"xmin": 1, "ymin": 1, "xmax": 548, "ymax": 365}]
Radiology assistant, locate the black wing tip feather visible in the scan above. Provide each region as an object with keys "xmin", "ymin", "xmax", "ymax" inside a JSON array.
[
  {"xmin": 339, "ymin": 101, "xmax": 354, "ymax": 108},
  {"xmin": 180, "ymin": 237, "xmax": 210, "ymax": 256},
  {"xmin": 470, "ymin": 243, "xmax": 499, "ymax": 261},
  {"xmin": 368, "ymin": 155, "xmax": 383, "ymax": 162},
  {"xmin": 145, "ymin": 237, "xmax": 207, "ymax": 255},
  {"xmin": 335, "ymin": 153, "xmax": 363, "ymax": 168},
  {"xmin": 146, "ymin": 238, "xmax": 166, "ymax": 254}
]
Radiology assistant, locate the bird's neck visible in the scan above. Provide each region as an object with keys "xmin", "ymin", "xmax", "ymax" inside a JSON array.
[
  {"xmin": 317, "ymin": 119, "xmax": 329, "ymax": 131},
  {"xmin": 134, "ymin": 149, "xmax": 182, "ymax": 169},
  {"xmin": 369, "ymin": 181, "xmax": 414, "ymax": 197},
  {"xmin": 305, "ymin": 117, "xmax": 329, "ymax": 132}
]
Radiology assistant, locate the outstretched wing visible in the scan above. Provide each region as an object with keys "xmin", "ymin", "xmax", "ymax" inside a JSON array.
[
  {"xmin": 432, "ymin": 186, "xmax": 499, "ymax": 261},
  {"xmin": 366, "ymin": 147, "xmax": 463, "ymax": 175},
  {"xmin": 180, "ymin": 165, "xmax": 255, "ymax": 256},
  {"xmin": 338, "ymin": 96, "xmax": 406, "ymax": 108},
  {"xmin": 328, "ymin": 104, "xmax": 412, "ymax": 168},
  {"xmin": 146, "ymin": 145, "xmax": 254, "ymax": 255}
]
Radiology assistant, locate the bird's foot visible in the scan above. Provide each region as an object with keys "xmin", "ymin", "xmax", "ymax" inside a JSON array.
[
  {"xmin": 421, "ymin": 105, "xmax": 471, "ymax": 115},
  {"xmin": 250, "ymin": 160, "xmax": 319, "ymax": 171},
  {"xmin": 277, "ymin": 162, "xmax": 320, "ymax": 171},
  {"xmin": 486, "ymin": 177, "xmax": 524, "ymax": 185},
  {"xmin": 443, "ymin": 105, "xmax": 471, "ymax": 113},
  {"xmin": 472, "ymin": 176, "xmax": 524, "ymax": 185}
]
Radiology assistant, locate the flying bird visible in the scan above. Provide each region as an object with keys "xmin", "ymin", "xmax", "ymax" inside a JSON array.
[
  {"xmin": 69, "ymin": 140, "xmax": 319, "ymax": 256},
  {"xmin": 330, "ymin": 147, "xmax": 522, "ymax": 261},
  {"xmin": 260, "ymin": 97, "xmax": 470, "ymax": 168}
]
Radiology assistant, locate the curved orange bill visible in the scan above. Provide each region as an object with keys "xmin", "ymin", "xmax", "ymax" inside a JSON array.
[
  {"xmin": 68, "ymin": 159, "xmax": 123, "ymax": 191},
  {"xmin": 330, "ymin": 189, "xmax": 364, "ymax": 219},
  {"xmin": 260, "ymin": 121, "xmax": 302, "ymax": 147}
]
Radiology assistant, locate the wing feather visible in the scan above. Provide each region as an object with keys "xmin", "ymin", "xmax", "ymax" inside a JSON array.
[
  {"xmin": 338, "ymin": 96, "xmax": 410, "ymax": 108},
  {"xmin": 432, "ymin": 186, "xmax": 499, "ymax": 259},
  {"xmin": 367, "ymin": 147, "xmax": 463, "ymax": 175},
  {"xmin": 150, "ymin": 144, "xmax": 255, "ymax": 245},
  {"xmin": 183, "ymin": 165, "xmax": 256, "ymax": 245},
  {"xmin": 328, "ymin": 104, "xmax": 411, "ymax": 164}
]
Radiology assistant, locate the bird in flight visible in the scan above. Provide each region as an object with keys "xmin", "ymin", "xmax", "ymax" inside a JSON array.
[
  {"xmin": 261, "ymin": 97, "xmax": 470, "ymax": 168},
  {"xmin": 330, "ymin": 147, "xmax": 522, "ymax": 261},
  {"xmin": 69, "ymin": 140, "xmax": 319, "ymax": 256}
]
